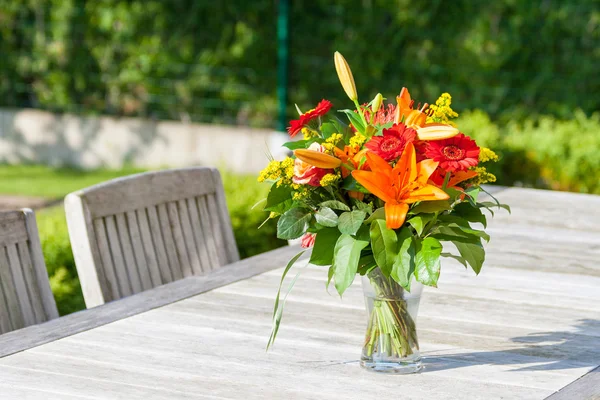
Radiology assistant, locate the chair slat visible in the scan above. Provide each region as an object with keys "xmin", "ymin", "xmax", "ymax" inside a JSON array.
[
  {"xmin": 5, "ymin": 243, "xmax": 35, "ymax": 326},
  {"xmin": 177, "ymin": 200, "xmax": 202, "ymax": 276},
  {"xmin": 157, "ymin": 203, "xmax": 183, "ymax": 281},
  {"xmin": 206, "ymin": 194, "xmax": 228, "ymax": 265},
  {"xmin": 92, "ymin": 218, "xmax": 121, "ymax": 301},
  {"xmin": 16, "ymin": 242, "xmax": 45, "ymax": 323},
  {"xmin": 115, "ymin": 213, "xmax": 142, "ymax": 294},
  {"xmin": 146, "ymin": 206, "xmax": 173, "ymax": 284},
  {"xmin": 66, "ymin": 168, "xmax": 239, "ymax": 307},
  {"xmin": 137, "ymin": 208, "xmax": 164, "ymax": 287},
  {"xmin": 126, "ymin": 211, "xmax": 153, "ymax": 291},
  {"xmin": 104, "ymin": 216, "xmax": 132, "ymax": 298},
  {"xmin": 0, "ymin": 247, "xmax": 24, "ymax": 330},
  {"xmin": 196, "ymin": 195, "xmax": 222, "ymax": 270},
  {"xmin": 167, "ymin": 202, "xmax": 192, "ymax": 278},
  {"xmin": 186, "ymin": 197, "xmax": 210, "ymax": 273}
]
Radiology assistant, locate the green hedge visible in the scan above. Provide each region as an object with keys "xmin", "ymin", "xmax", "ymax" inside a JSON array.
[
  {"xmin": 37, "ymin": 171, "xmax": 285, "ymax": 315},
  {"xmin": 459, "ymin": 109, "xmax": 600, "ymax": 194}
]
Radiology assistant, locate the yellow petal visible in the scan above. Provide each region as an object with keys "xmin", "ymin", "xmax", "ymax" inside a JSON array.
[
  {"xmin": 334, "ymin": 52, "xmax": 357, "ymax": 101},
  {"xmin": 405, "ymin": 110, "xmax": 427, "ymax": 128},
  {"xmin": 384, "ymin": 202, "xmax": 409, "ymax": 230},
  {"xmin": 294, "ymin": 149, "xmax": 342, "ymax": 169},
  {"xmin": 417, "ymin": 125, "xmax": 459, "ymax": 140},
  {"xmin": 352, "ymin": 170, "xmax": 395, "ymax": 203}
]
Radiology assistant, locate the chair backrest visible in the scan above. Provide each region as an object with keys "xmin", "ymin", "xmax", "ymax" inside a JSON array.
[
  {"xmin": 0, "ymin": 209, "xmax": 58, "ymax": 334},
  {"xmin": 65, "ymin": 167, "xmax": 239, "ymax": 308}
]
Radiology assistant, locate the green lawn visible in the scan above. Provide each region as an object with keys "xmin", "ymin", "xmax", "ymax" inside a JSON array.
[
  {"xmin": 0, "ymin": 164, "xmax": 147, "ymax": 198},
  {"xmin": 0, "ymin": 164, "xmax": 284, "ymax": 315}
]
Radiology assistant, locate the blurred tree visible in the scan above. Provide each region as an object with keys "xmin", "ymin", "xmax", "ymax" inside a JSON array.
[{"xmin": 0, "ymin": 0, "xmax": 598, "ymax": 126}]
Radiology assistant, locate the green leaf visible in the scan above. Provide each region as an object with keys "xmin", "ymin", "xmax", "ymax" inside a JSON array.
[
  {"xmin": 439, "ymin": 224, "xmax": 490, "ymax": 242},
  {"xmin": 340, "ymin": 109, "xmax": 365, "ymax": 134},
  {"xmin": 315, "ymin": 207, "xmax": 338, "ymax": 227},
  {"xmin": 267, "ymin": 250, "xmax": 306, "ymax": 350},
  {"xmin": 370, "ymin": 220, "xmax": 398, "ymax": 276},
  {"xmin": 333, "ymin": 234, "xmax": 369, "ymax": 296},
  {"xmin": 452, "ymin": 202, "xmax": 487, "ymax": 228},
  {"xmin": 351, "ymin": 198, "xmax": 373, "ymax": 214},
  {"xmin": 319, "ymin": 200, "xmax": 350, "ymax": 211},
  {"xmin": 414, "ymin": 237, "xmax": 442, "ymax": 287},
  {"xmin": 309, "ymin": 228, "xmax": 341, "ymax": 266},
  {"xmin": 453, "ymin": 240, "xmax": 485, "ymax": 274},
  {"xmin": 477, "ymin": 201, "xmax": 511, "ymax": 213},
  {"xmin": 355, "ymin": 224, "xmax": 371, "ymax": 241},
  {"xmin": 433, "ymin": 226, "xmax": 486, "ymax": 244},
  {"xmin": 407, "ymin": 214, "xmax": 434, "ymax": 236},
  {"xmin": 365, "ymin": 207, "xmax": 385, "ymax": 223},
  {"xmin": 282, "ymin": 140, "xmax": 310, "ymax": 150},
  {"xmin": 326, "ymin": 265, "xmax": 335, "ymax": 292},
  {"xmin": 341, "ymin": 175, "xmax": 369, "ymax": 193},
  {"xmin": 338, "ymin": 210, "xmax": 367, "ymax": 235},
  {"xmin": 410, "ymin": 200, "xmax": 451, "ymax": 214},
  {"xmin": 276, "ymin": 208, "xmax": 312, "ymax": 240},
  {"xmin": 357, "ymin": 254, "xmax": 377, "ymax": 275},
  {"xmin": 320, "ymin": 122, "xmax": 337, "ymax": 139},
  {"xmin": 264, "ymin": 184, "xmax": 293, "ymax": 214},
  {"xmin": 392, "ymin": 227, "xmax": 416, "ymax": 291},
  {"xmin": 441, "ymin": 252, "xmax": 468, "ymax": 268},
  {"xmin": 464, "ymin": 187, "xmax": 481, "ymax": 203}
]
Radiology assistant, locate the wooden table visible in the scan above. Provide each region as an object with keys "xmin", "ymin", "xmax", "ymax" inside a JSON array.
[{"xmin": 0, "ymin": 187, "xmax": 598, "ymax": 399}]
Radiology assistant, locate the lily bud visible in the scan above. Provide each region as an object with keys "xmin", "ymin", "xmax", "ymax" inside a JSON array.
[
  {"xmin": 334, "ymin": 52, "xmax": 358, "ymax": 101},
  {"xmin": 416, "ymin": 124, "xmax": 460, "ymax": 141},
  {"xmin": 371, "ymin": 93, "xmax": 383, "ymax": 113},
  {"xmin": 294, "ymin": 149, "xmax": 342, "ymax": 169}
]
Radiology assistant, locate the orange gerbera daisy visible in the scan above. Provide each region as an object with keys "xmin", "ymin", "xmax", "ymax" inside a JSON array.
[{"xmin": 352, "ymin": 142, "xmax": 449, "ymax": 229}]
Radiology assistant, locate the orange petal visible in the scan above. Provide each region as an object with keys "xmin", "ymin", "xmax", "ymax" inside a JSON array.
[
  {"xmin": 416, "ymin": 159, "xmax": 439, "ymax": 185},
  {"xmin": 395, "ymin": 87, "xmax": 412, "ymax": 123},
  {"xmin": 365, "ymin": 151, "xmax": 392, "ymax": 174},
  {"xmin": 352, "ymin": 170, "xmax": 395, "ymax": 203},
  {"xmin": 384, "ymin": 202, "xmax": 409, "ymax": 230},
  {"xmin": 393, "ymin": 141, "xmax": 417, "ymax": 189},
  {"xmin": 448, "ymin": 170, "xmax": 478, "ymax": 187},
  {"xmin": 405, "ymin": 184, "xmax": 450, "ymax": 204},
  {"xmin": 294, "ymin": 149, "xmax": 342, "ymax": 168}
]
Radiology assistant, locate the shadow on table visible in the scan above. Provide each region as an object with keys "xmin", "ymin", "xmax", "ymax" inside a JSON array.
[{"xmin": 422, "ymin": 319, "xmax": 600, "ymax": 373}]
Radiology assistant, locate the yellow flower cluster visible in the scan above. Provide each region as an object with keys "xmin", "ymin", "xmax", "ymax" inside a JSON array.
[
  {"xmin": 427, "ymin": 93, "xmax": 458, "ymax": 125},
  {"xmin": 322, "ymin": 133, "xmax": 343, "ymax": 152},
  {"xmin": 469, "ymin": 166, "xmax": 497, "ymax": 185},
  {"xmin": 319, "ymin": 173, "xmax": 340, "ymax": 187},
  {"xmin": 292, "ymin": 187, "xmax": 310, "ymax": 200},
  {"xmin": 302, "ymin": 128, "xmax": 319, "ymax": 139},
  {"xmin": 349, "ymin": 133, "xmax": 367, "ymax": 148},
  {"xmin": 479, "ymin": 147, "xmax": 499, "ymax": 163},
  {"xmin": 257, "ymin": 157, "xmax": 295, "ymax": 186}
]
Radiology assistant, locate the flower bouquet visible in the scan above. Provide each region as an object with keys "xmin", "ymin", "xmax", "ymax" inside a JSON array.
[{"xmin": 259, "ymin": 52, "xmax": 508, "ymax": 373}]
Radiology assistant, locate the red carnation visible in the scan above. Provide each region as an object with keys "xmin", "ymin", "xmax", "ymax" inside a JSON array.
[
  {"xmin": 425, "ymin": 133, "xmax": 480, "ymax": 172},
  {"xmin": 365, "ymin": 123, "xmax": 416, "ymax": 162},
  {"xmin": 287, "ymin": 99, "xmax": 333, "ymax": 137}
]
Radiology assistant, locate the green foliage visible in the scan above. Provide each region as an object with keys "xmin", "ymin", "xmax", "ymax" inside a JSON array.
[
  {"xmin": 459, "ymin": 109, "xmax": 600, "ymax": 194},
  {"xmin": 332, "ymin": 234, "xmax": 369, "ymax": 296},
  {"xmin": 2, "ymin": 1, "xmax": 598, "ymax": 126}
]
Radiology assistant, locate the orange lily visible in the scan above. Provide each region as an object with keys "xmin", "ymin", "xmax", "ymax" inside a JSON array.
[
  {"xmin": 394, "ymin": 87, "xmax": 459, "ymax": 140},
  {"xmin": 334, "ymin": 146, "xmax": 369, "ymax": 200},
  {"xmin": 430, "ymin": 169, "xmax": 478, "ymax": 200},
  {"xmin": 352, "ymin": 142, "xmax": 450, "ymax": 229}
]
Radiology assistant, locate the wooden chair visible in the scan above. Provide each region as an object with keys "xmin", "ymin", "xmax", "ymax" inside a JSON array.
[
  {"xmin": 0, "ymin": 209, "xmax": 58, "ymax": 334},
  {"xmin": 65, "ymin": 167, "xmax": 239, "ymax": 308}
]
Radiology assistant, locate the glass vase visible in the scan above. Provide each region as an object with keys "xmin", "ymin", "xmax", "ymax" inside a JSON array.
[{"xmin": 360, "ymin": 268, "xmax": 424, "ymax": 374}]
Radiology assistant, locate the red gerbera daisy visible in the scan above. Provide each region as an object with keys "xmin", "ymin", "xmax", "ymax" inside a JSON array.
[
  {"xmin": 365, "ymin": 123, "xmax": 416, "ymax": 162},
  {"xmin": 287, "ymin": 99, "xmax": 333, "ymax": 137},
  {"xmin": 425, "ymin": 133, "xmax": 480, "ymax": 172}
]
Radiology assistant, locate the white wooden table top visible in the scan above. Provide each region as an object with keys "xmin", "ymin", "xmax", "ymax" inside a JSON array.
[{"xmin": 0, "ymin": 187, "xmax": 599, "ymax": 400}]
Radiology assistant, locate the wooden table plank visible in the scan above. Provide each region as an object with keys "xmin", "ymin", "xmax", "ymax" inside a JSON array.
[
  {"xmin": 0, "ymin": 187, "xmax": 598, "ymax": 399},
  {"xmin": 0, "ymin": 245, "xmax": 303, "ymax": 358}
]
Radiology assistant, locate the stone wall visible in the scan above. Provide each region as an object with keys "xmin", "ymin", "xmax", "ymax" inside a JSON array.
[{"xmin": 0, "ymin": 108, "xmax": 288, "ymax": 173}]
